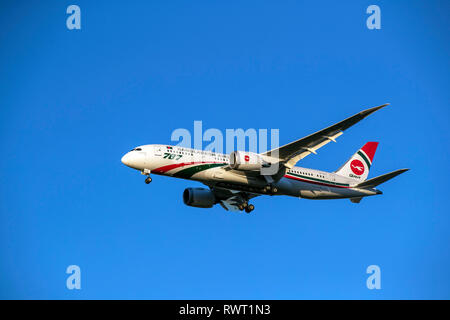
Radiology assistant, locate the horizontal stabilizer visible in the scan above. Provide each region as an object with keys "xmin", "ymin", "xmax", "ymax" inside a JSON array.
[{"xmin": 355, "ymin": 169, "xmax": 409, "ymax": 188}]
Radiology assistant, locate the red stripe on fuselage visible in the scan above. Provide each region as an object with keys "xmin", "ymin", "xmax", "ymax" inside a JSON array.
[
  {"xmin": 284, "ymin": 174, "xmax": 350, "ymax": 189},
  {"xmin": 151, "ymin": 161, "xmax": 226, "ymax": 174}
]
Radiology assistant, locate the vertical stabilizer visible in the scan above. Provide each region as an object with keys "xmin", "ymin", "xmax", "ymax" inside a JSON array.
[{"xmin": 335, "ymin": 142, "xmax": 378, "ymax": 182}]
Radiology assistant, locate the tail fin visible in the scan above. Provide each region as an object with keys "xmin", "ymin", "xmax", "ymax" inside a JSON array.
[
  {"xmin": 355, "ymin": 169, "xmax": 409, "ymax": 188},
  {"xmin": 335, "ymin": 142, "xmax": 378, "ymax": 182}
]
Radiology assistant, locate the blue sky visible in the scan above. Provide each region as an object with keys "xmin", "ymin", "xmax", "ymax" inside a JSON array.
[{"xmin": 0, "ymin": 0, "xmax": 449, "ymax": 299}]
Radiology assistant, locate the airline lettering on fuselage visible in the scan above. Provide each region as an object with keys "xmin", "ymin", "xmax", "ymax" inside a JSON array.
[{"xmin": 163, "ymin": 152, "xmax": 182, "ymax": 160}]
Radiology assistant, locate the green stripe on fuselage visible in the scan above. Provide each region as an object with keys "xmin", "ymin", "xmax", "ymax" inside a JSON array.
[
  {"xmin": 288, "ymin": 172, "xmax": 349, "ymax": 187},
  {"xmin": 173, "ymin": 163, "xmax": 226, "ymax": 179}
]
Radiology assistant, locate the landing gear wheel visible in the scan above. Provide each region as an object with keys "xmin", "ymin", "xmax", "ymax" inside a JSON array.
[
  {"xmin": 265, "ymin": 185, "xmax": 278, "ymax": 194},
  {"xmin": 245, "ymin": 204, "xmax": 255, "ymax": 213},
  {"xmin": 238, "ymin": 205, "xmax": 244, "ymax": 211},
  {"xmin": 145, "ymin": 177, "xmax": 152, "ymax": 184}
]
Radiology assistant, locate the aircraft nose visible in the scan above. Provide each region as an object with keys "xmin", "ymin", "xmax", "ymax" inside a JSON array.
[
  {"xmin": 121, "ymin": 153, "xmax": 131, "ymax": 166},
  {"xmin": 121, "ymin": 151, "xmax": 146, "ymax": 169}
]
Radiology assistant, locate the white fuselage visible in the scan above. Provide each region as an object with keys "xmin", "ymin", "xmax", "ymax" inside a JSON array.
[{"xmin": 121, "ymin": 144, "xmax": 380, "ymax": 200}]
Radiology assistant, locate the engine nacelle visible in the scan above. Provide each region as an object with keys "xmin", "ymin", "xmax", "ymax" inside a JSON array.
[
  {"xmin": 183, "ymin": 187, "xmax": 216, "ymax": 208},
  {"xmin": 229, "ymin": 151, "xmax": 264, "ymax": 171}
]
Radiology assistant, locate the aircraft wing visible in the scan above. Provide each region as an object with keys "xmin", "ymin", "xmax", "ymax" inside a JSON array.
[{"xmin": 262, "ymin": 104, "xmax": 388, "ymax": 169}]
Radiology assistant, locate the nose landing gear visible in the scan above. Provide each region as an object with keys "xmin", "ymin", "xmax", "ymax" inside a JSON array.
[{"xmin": 142, "ymin": 169, "xmax": 152, "ymax": 184}]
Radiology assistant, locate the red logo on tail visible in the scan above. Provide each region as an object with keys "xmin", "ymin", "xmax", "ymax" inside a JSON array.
[{"xmin": 350, "ymin": 159, "xmax": 365, "ymax": 175}]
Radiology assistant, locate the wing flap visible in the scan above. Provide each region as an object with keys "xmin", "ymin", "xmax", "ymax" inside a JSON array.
[
  {"xmin": 220, "ymin": 198, "xmax": 240, "ymax": 211},
  {"xmin": 284, "ymin": 131, "xmax": 343, "ymax": 168}
]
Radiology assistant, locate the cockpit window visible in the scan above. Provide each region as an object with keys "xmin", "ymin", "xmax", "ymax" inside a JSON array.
[{"xmin": 130, "ymin": 148, "xmax": 142, "ymax": 151}]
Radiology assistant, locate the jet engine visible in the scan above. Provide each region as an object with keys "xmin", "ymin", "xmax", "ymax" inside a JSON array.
[
  {"xmin": 230, "ymin": 151, "xmax": 273, "ymax": 171},
  {"xmin": 183, "ymin": 187, "xmax": 216, "ymax": 208},
  {"xmin": 229, "ymin": 151, "xmax": 262, "ymax": 171}
]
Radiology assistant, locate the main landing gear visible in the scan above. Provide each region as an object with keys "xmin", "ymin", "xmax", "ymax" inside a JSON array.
[
  {"xmin": 263, "ymin": 176, "xmax": 278, "ymax": 194},
  {"xmin": 238, "ymin": 202, "xmax": 255, "ymax": 214},
  {"xmin": 264, "ymin": 185, "xmax": 278, "ymax": 194},
  {"xmin": 142, "ymin": 169, "xmax": 152, "ymax": 184},
  {"xmin": 245, "ymin": 204, "xmax": 255, "ymax": 213}
]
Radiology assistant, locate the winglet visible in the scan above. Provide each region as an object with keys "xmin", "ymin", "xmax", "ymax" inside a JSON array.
[{"xmin": 360, "ymin": 103, "xmax": 389, "ymax": 118}]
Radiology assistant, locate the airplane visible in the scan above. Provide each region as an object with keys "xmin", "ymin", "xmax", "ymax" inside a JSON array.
[{"xmin": 121, "ymin": 104, "xmax": 408, "ymax": 213}]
